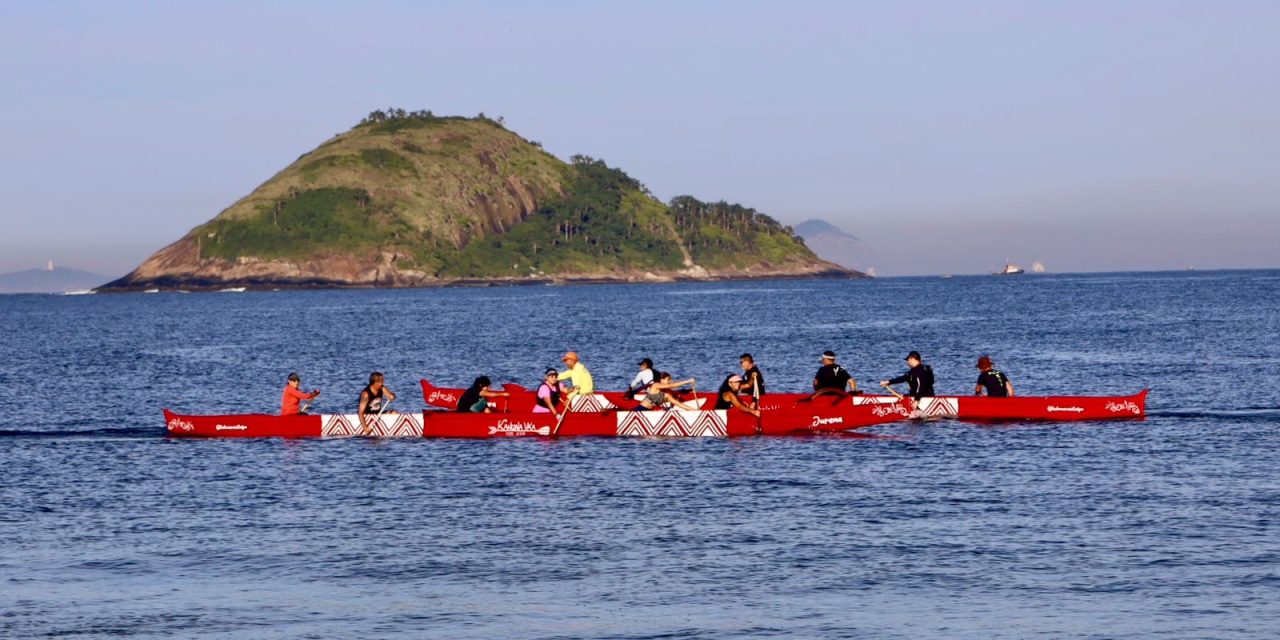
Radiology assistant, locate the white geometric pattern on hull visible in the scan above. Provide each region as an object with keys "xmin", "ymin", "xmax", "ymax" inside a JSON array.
[
  {"xmin": 321, "ymin": 413, "xmax": 424, "ymax": 438},
  {"xmin": 615, "ymin": 409, "xmax": 729, "ymax": 437}
]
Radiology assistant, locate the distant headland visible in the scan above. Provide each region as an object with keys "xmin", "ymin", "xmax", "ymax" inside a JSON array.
[{"xmin": 100, "ymin": 110, "xmax": 860, "ymax": 291}]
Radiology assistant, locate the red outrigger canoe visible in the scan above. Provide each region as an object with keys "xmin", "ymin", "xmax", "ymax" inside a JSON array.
[
  {"xmin": 421, "ymin": 379, "xmax": 1148, "ymax": 422},
  {"xmin": 163, "ymin": 394, "xmax": 913, "ymax": 439}
]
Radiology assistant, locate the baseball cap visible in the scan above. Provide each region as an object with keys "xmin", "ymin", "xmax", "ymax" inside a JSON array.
[
  {"xmin": 561, "ymin": 351, "xmax": 578, "ymax": 362},
  {"xmin": 638, "ymin": 358, "xmax": 653, "ymax": 367},
  {"xmin": 287, "ymin": 372, "xmax": 300, "ymax": 382},
  {"xmin": 544, "ymin": 368, "xmax": 558, "ymax": 377},
  {"xmin": 905, "ymin": 351, "xmax": 922, "ymax": 361},
  {"xmin": 821, "ymin": 350, "xmax": 836, "ymax": 359},
  {"xmin": 976, "ymin": 355, "xmax": 992, "ymax": 370},
  {"xmin": 728, "ymin": 374, "xmax": 743, "ymax": 383}
]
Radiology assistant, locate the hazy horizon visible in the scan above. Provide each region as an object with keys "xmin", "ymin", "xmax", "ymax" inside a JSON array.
[{"xmin": 2, "ymin": 1, "xmax": 1277, "ymax": 277}]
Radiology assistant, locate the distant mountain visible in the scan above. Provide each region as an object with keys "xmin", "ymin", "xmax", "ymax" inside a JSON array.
[
  {"xmin": 102, "ymin": 111, "xmax": 852, "ymax": 290},
  {"xmin": 0, "ymin": 265, "xmax": 107, "ymax": 293},
  {"xmin": 793, "ymin": 220, "xmax": 879, "ymax": 276}
]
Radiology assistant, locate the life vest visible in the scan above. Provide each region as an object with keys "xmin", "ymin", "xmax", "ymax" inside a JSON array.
[{"xmin": 538, "ymin": 382, "xmax": 563, "ymax": 411}]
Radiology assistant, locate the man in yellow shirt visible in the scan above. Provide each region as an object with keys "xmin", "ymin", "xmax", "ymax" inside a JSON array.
[{"xmin": 557, "ymin": 351, "xmax": 595, "ymax": 397}]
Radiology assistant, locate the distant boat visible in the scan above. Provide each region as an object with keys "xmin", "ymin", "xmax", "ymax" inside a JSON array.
[
  {"xmin": 63, "ymin": 289, "xmax": 95, "ymax": 296},
  {"xmin": 219, "ymin": 287, "xmax": 247, "ymax": 293},
  {"xmin": 1032, "ymin": 261, "xmax": 1046, "ymax": 273},
  {"xmin": 994, "ymin": 261, "xmax": 1025, "ymax": 276},
  {"xmin": 143, "ymin": 288, "xmax": 160, "ymax": 294}
]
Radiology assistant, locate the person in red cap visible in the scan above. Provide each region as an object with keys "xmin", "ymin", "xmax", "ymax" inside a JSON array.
[
  {"xmin": 974, "ymin": 355, "xmax": 1015, "ymax": 397},
  {"xmin": 556, "ymin": 351, "xmax": 594, "ymax": 397}
]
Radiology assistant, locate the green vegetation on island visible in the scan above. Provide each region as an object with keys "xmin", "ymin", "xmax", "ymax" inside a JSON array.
[{"xmin": 108, "ymin": 110, "xmax": 852, "ymax": 289}]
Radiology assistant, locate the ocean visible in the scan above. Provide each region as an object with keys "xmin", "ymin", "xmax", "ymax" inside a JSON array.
[{"xmin": 2, "ymin": 270, "xmax": 1278, "ymax": 638}]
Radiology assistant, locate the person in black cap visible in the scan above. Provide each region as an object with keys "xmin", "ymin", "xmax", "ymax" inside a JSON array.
[
  {"xmin": 626, "ymin": 358, "xmax": 655, "ymax": 398},
  {"xmin": 739, "ymin": 353, "xmax": 765, "ymax": 406},
  {"xmin": 813, "ymin": 350, "xmax": 858, "ymax": 395},
  {"xmin": 974, "ymin": 355, "xmax": 1014, "ymax": 397},
  {"xmin": 881, "ymin": 351, "xmax": 935, "ymax": 399},
  {"xmin": 280, "ymin": 372, "xmax": 320, "ymax": 416}
]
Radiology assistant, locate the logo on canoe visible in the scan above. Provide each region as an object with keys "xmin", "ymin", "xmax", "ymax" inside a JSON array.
[
  {"xmin": 871, "ymin": 403, "xmax": 910, "ymax": 417},
  {"xmin": 1047, "ymin": 406, "xmax": 1085, "ymax": 413},
  {"xmin": 811, "ymin": 415, "xmax": 844, "ymax": 428},
  {"xmin": 215, "ymin": 424, "xmax": 248, "ymax": 431},
  {"xmin": 428, "ymin": 391, "xmax": 457, "ymax": 404},
  {"xmin": 167, "ymin": 418, "xmax": 194, "ymax": 432},
  {"xmin": 489, "ymin": 419, "xmax": 550, "ymax": 436},
  {"xmin": 1104, "ymin": 400, "xmax": 1141, "ymax": 415}
]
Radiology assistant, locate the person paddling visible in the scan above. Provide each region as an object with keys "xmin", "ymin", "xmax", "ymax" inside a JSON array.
[
  {"xmin": 556, "ymin": 351, "xmax": 595, "ymax": 400},
  {"xmin": 358, "ymin": 372, "xmax": 397, "ymax": 435},
  {"xmin": 626, "ymin": 358, "xmax": 656, "ymax": 398},
  {"xmin": 534, "ymin": 368, "xmax": 566, "ymax": 415},
  {"xmin": 281, "ymin": 372, "xmax": 320, "ymax": 416},
  {"xmin": 714, "ymin": 374, "xmax": 761, "ymax": 417},
  {"xmin": 739, "ymin": 353, "xmax": 765, "ymax": 406},
  {"xmin": 456, "ymin": 376, "xmax": 511, "ymax": 413},
  {"xmin": 881, "ymin": 351, "xmax": 935, "ymax": 400},
  {"xmin": 813, "ymin": 350, "xmax": 857, "ymax": 396},
  {"xmin": 639, "ymin": 371, "xmax": 698, "ymax": 411},
  {"xmin": 974, "ymin": 355, "xmax": 1015, "ymax": 397}
]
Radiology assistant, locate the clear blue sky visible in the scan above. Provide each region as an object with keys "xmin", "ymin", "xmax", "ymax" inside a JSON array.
[{"xmin": 2, "ymin": 0, "xmax": 1276, "ymax": 276}]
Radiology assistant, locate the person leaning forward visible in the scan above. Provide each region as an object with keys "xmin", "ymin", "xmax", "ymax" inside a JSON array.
[
  {"xmin": 813, "ymin": 350, "xmax": 858, "ymax": 396},
  {"xmin": 714, "ymin": 374, "xmax": 760, "ymax": 417},
  {"xmin": 557, "ymin": 351, "xmax": 594, "ymax": 398},
  {"xmin": 881, "ymin": 351, "xmax": 936, "ymax": 400}
]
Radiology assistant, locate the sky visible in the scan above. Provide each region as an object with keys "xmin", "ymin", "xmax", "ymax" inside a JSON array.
[{"xmin": 1, "ymin": 0, "xmax": 1277, "ymax": 277}]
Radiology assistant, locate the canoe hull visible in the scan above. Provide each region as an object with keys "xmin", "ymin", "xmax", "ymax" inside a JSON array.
[{"xmin": 165, "ymin": 395, "xmax": 913, "ymax": 439}]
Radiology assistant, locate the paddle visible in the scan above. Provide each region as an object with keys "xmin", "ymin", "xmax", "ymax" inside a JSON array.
[
  {"xmin": 362, "ymin": 396, "xmax": 393, "ymax": 436},
  {"xmin": 299, "ymin": 389, "xmax": 320, "ymax": 414},
  {"xmin": 552, "ymin": 396, "xmax": 571, "ymax": 436},
  {"xmin": 751, "ymin": 372, "xmax": 762, "ymax": 433}
]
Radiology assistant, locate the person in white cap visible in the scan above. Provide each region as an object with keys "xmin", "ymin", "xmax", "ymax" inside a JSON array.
[
  {"xmin": 713, "ymin": 374, "xmax": 760, "ymax": 417},
  {"xmin": 813, "ymin": 350, "xmax": 857, "ymax": 396}
]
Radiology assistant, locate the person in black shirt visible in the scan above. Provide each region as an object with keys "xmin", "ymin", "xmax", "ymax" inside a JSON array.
[
  {"xmin": 880, "ymin": 351, "xmax": 935, "ymax": 399},
  {"xmin": 739, "ymin": 353, "xmax": 765, "ymax": 406},
  {"xmin": 813, "ymin": 350, "xmax": 858, "ymax": 395},
  {"xmin": 455, "ymin": 376, "xmax": 511, "ymax": 413},
  {"xmin": 974, "ymin": 355, "xmax": 1014, "ymax": 397},
  {"xmin": 714, "ymin": 374, "xmax": 760, "ymax": 416}
]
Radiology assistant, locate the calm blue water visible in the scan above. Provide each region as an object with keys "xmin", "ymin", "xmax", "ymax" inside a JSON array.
[{"xmin": 2, "ymin": 271, "xmax": 1278, "ymax": 639}]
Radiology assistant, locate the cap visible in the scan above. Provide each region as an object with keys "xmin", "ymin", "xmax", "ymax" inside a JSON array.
[
  {"xmin": 905, "ymin": 351, "xmax": 922, "ymax": 361},
  {"xmin": 287, "ymin": 372, "xmax": 300, "ymax": 382},
  {"xmin": 976, "ymin": 355, "xmax": 992, "ymax": 370},
  {"xmin": 728, "ymin": 374, "xmax": 743, "ymax": 383},
  {"xmin": 544, "ymin": 368, "xmax": 558, "ymax": 377},
  {"xmin": 638, "ymin": 358, "xmax": 653, "ymax": 367},
  {"xmin": 561, "ymin": 351, "xmax": 579, "ymax": 362},
  {"xmin": 822, "ymin": 350, "xmax": 836, "ymax": 359}
]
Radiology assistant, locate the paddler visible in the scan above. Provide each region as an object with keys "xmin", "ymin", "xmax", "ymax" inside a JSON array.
[
  {"xmin": 556, "ymin": 351, "xmax": 595, "ymax": 404},
  {"xmin": 358, "ymin": 372, "xmax": 397, "ymax": 436},
  {"xmin": 280, "ymin": 372, "xmax": 320, "ymax": 416},
  {"xmin": 626, "ymin": 358, "xmax": 656, "ymax": 397},
  {"xmin": 456, "ymin": 376, "xmax": 511, "ymax": 413},
  {"xmin": 813, "ymin": 350, "xmax": 857, "ymax": 396},
  {"xmin": 714, "ymin": 374, "xmax": 760, "ymax": 417},
  {"xmin": 739, "ymin": 353, "xmax": 765, "ymax": 406},
  {"xmin": 534, "ymin": 368, "xmax": 566, "ymax": 415},
  {"xmin": 974, "ymin": 355, "xmax": 1015, "ymax": 397},
  {"xmin": 880, "ymin": 351, "xmax": 935, "ymax": 399}
]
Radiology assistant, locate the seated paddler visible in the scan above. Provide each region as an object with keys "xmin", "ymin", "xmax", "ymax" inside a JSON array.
[
  {"xmin": 714, "ymin": 374, "xmax": 760, "ymax": 417},
  {"xmin": 456, "ymin": 376, "xmax": 511, "ymax": 413},
  {"xmin": 281, "ymin": 372, "xmax": 320, "ymax": 416}
]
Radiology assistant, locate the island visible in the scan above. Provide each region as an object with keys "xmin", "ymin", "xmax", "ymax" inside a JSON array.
[{"xmin": 101, "ymin": 111, "xmax": 861, "ymax": 291}]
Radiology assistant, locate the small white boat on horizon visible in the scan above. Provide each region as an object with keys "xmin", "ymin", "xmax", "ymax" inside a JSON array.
[{"xmin": 219, "ymin": 287, "xmax": 248, "ymax": 293}]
